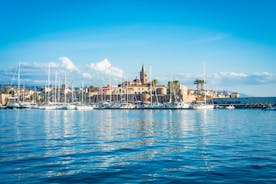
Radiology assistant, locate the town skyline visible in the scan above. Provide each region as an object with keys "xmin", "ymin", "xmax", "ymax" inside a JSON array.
[{"xmin": 0, "ymin": 0, "xmax": 276, "ymax": 96}]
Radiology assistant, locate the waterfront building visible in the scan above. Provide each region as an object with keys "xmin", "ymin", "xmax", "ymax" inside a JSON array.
[
  {"xmin": 0, "ymin": 64, "xmax": 242, "ymax": 106},
  {"xmin": 91, "ymin": 65, "xmax": 168, "ymax": 104},
  {"xmin": 140, "ymin": 64, "xmax": 147, "ymax": 84},
  {"xmin": 0, "ymin": 93, "xmax": 11, "ymax": 105},
  {"xmin": 230, "ymin": 92, "xmax": 240, "ymax": 98},
  {"xmin": 88, "ymin": 65, "xmax": 212, "ymax": 104}
]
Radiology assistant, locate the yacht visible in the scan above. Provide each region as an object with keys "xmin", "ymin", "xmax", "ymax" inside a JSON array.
[
  {"xmin": 75, "ymin": 105, "xmax": 94, "ymax": 110},
  {"xmin": 166, "ymin": 101, "xmax": 191, "ymax": 109},
  {"xmin": 6, "ymin": 97, "xmax": 20, "ymax": 109},
  {"xmin": 6, "ymin": 102, "xmax": 20, "ymax": 109},
  {"xmin": 191, "ymin": 101, "xmax": 214, "ymax": 110},
  {"xmin": 0, "ymin": 104, "xmax": 6, "ymax": 109}
]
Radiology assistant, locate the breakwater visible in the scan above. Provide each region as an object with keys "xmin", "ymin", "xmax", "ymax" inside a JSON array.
[{"xmin": 212, "ymin": 97, "xmax": 276, "ymax": 108}]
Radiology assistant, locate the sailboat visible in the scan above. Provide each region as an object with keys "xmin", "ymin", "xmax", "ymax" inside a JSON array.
[
  {"xmin": 76, "ymin": 82, "xmax": 94, "ymax": 110},
  {"xmin": 39, "ymin": 65, "xmax": 65, "ymax": 110},
  {"xmin": 139, "ymin": 66, "xmax": 165, "ymax": 109},
  {"xmin": 190, "ymin": 85, "xmax": 214, "ymax": 109},
  {"xmin": 191, "ymin": 65, "xmax": 214, "ymax": 110},
  {"xmin": 166, "ymin": 81, "xmax": 190, "ymax": 109},
  {"xmin": 191, "ymin": 100, "xmax": 214, "ymax": 110},
  {"xmin": 7, "ymin": 64, "xmax": 21, "ymax": 109}
]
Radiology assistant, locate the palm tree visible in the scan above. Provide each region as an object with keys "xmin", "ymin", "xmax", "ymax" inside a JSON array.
[
  {"xmin": 89, "ymin": 85, "xmax": 98, "ymax": 92},
  {"xmin": 194, "ymin": 79, "xmax": 205, "ymax": 95},
  {"xmin": 152, "ymin": 79, "xmax": 158, "ymax": 87},
  {"xmin": 168, "ymin": 80, "xmax": 180, "ymax": 99},
  {"xmin": 173, "ymin": 80, "xmax": 179, "ymax": 86},
  {"xmin": 168, "ymin": 81, "xmax": 179, "ymax": 88}
]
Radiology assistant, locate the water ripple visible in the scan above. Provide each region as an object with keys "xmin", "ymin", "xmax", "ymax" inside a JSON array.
[{"xmin": 0, "ymin": 109, "xmax": 276, "ymax": 183}]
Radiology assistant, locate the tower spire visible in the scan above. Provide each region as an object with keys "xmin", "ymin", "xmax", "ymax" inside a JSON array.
[
  {"xmin": 142, "ymin": 64, "xmax": 145, "ymax": 72},
  {"xmin": 140, "ymin": 64, "xmax": 147, "ymax": 84}
]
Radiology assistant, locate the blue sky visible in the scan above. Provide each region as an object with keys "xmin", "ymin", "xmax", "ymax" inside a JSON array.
[{"xmin": 0, "ymin": 0, "xmax": 276, "ymax": 96}]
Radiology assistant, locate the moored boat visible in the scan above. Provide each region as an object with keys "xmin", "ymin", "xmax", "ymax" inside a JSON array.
[
  {"xmin": 263, "ymin": 106, "xmax": 276, "ymax": 111},
  {"xmin": 225, "ymin": 105, "xmax": 235, "ymax": 109},
  {"xmin": 76, "ymin": 105, "xmax": 94, "ymax": 110},
  {"xmin": 191, "ymin": 101, "xmax": 214, "ymax": 110}
]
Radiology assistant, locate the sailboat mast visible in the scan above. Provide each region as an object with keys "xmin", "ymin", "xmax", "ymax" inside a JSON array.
[
  {"xmin": 81, "ymin": 81, "xmax": 84, "ymax": 105},
  {"xmin": 44, "ymin": 82, "xmax": 47, "ymax": 103},
  {"xmin": 71, "ymin": 81, "xmax": 74, "ymax": 104},
  {"xmin": 54, "ymin": 71, "xmax": 57, "ymax": 104},
  {"xmin": 46, "ymin": 64, "xmax": 51, "ymax": 104},
  {"xmin": 203, "ymin": 63, "xmax": 206, "ymax": 105},
  {"xmin": 47, "ymin": 64, "xmax": 51, "ymax": 103},
  {"xmin": 126, "ymin": 79, "xmax": 128, "ymax": 104},
  {"xmin": 58, "ymin": 78, "xmax": 61, "ymax": 103},
  {"xmin": 17, "ymin": 63, "xmax": 20, "ymax": 102},
  {"xmin": 64, "ymin": 74, "xmax": 67, "ymax": 104},
  {"xmin": 149, "ymin": 66, "xmax": 152, "ymax": 105}
]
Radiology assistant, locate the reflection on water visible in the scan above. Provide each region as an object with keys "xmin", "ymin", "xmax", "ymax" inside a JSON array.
[{"xmin": 0, "ymin": 109, "xmax": 276, "ymax": 183}]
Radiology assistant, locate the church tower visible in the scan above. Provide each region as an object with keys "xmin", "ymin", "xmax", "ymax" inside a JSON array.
[{"xmin": 140, "ymin": 65, "xmax": 147, "ymax": 84}]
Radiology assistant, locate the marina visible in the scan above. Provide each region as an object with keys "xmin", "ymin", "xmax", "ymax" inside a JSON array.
[
  {"xmin": 1, "ymin": 96, "xmax": 276, "ymax": 110},
  {"xmin": 1, "ymin": 98, "xmax": 276, "ymax": 110},
  {"xmin": 1, "ymin": 64, "xmax": 275, "ymax": 110}
]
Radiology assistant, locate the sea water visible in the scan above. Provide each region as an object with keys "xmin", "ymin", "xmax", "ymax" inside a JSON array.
[{"xmin": 0, "ymin": 109, "xmax": 275, "ymax": 183}]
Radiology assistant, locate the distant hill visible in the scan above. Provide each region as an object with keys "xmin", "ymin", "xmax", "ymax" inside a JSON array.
[
  {"xmin": 239, "ymin": 93, "xmax": 251, "ymax": 97},
  {"xmin": 0, "ymin": 84, "xmax": 44, "ymax": 91}
]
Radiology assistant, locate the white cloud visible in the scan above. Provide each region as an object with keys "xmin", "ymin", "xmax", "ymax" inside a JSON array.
[
  {"xmin": 90, "ymin": 58, "xmax": 111, "ymax": 72},
  {"xmin": 0, "ymin": 58, "xmax": 83, "ymax": 85},
  {"xmin": 48, "ymin": 62, "xmax": 59, "ymax": 68},
  {"xmin": 21, "ymin": 62, "xmax": 59, "ymax": 69},
  {"xmin": 89, "ymin": 58, "xmax": 124, "ymax": 78},
  {"xmin": 59, "ymin": 57, "xmax": 79, "ymax": 72},
  {"xmin": 189, "ymin": 33, "xmax": 229, "ymax": 44},
  {"xmin": 208, "ymin": 72, "xmax": 276, "ymax": 86},
  {"xmin": 82, "ymin": 72, "xmax": 92, "ymax": 79},
  {"xmin": 217, "ymin": 72, "xmax": 248, "ymax": 78},
  {"xmin": 161, "ymin": 71, "xmax": 276, "ymax": 89}
]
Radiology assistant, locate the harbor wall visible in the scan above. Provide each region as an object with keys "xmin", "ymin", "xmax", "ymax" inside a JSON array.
[{"xmin": 212, "ymin": 97, "xmax": 276, "ymax": 108}]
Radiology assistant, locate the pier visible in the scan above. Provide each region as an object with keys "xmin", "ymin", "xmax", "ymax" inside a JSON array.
[{"xmin": 212, "ymin": 97, "xmax": 276, "ymax": 109}]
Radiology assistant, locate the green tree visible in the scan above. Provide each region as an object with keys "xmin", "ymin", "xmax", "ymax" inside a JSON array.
[
  {"xmin": 88, "ymin": 86, "xmax": 98, "ymax": 92},
  {"xmin": 168, "ymin": 80, "xmax": 180, "ymax": 95},
  {"xmin": 193, "ymin": 79, "xmax": 205, "ymax": 94},
  {"xmin": 152, "ymin": 79, "xmax": 158, "ymax": 86}
]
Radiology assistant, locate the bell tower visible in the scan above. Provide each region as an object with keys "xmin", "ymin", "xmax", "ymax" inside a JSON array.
[{"xmin": 140, "ymin": 65, "xmax": 147, "ymax": 85}]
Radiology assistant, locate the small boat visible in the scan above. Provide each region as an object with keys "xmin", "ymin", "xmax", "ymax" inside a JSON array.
[
  {"xmin": 119, "ymin": 103, "xmax": 136, "ymax": 109},
  {"xmin": 165, "ymin": 100, "xmax": 191, "ymax": 109},
  {"xmin": 39, "ymin": 105, "xmax": 58, "ymax": 110},
  {"xmin": 139, "ymin": 102, "xmax": 164, "ymax": 109},
  {"xmin": 225, "ymin": 105, "xmax": 235, "ymax": 109},
  {"xmin": 0, "ymin": 104, "xmax": 6, "ymax": 109},
  {"xmin": 20, "ymin": 101, "xmax": 39, "ymax": 109},
  {"xmin": 76, "ymin": 105, "xmax": 94, "ymax": 110},
  {"xmin": 6, "ymin": 102, "xmax": 20, "ymax": 109},
  {"xmin": 65, "ymin": 104, "xmax": 77, "ymax": 110},
  {"xmin": 6, "ymin": 97, "xmax": 20, "ymax": 109},
  {"xmin": 215, "ymin": 105, "xmax": 224, "ymax": 109},
  {"xmin": 173, "ymin": 102, "xmax": 190, "ymax": 109},
  {"xmin": 264, "ymin": 106, "xmax": 276, "ymax": 111}
]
